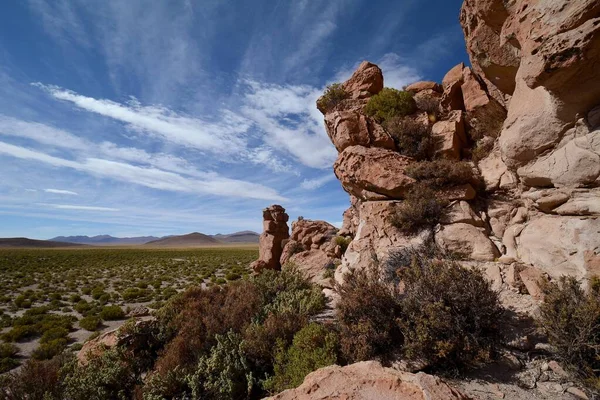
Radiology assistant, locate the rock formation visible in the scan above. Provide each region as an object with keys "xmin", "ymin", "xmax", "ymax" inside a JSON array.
[
  {"xmin": 315, "ymin": 0, "xmax": 600, "ymax": 290},
  {"xmin": 265, "ymin": 361, "xmax": 469, "ymax": 400},
  {"xmin": 251, "ymin": 205, "xmax": 290, "ymax": 272},
  {"xmin": 280, "ymin": 218, "xmax": 342, "ymax": 288}
]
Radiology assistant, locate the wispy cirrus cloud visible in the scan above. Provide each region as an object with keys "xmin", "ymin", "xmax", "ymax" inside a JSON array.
[
  {"xmin": 300, "ymin": 174, "xmax": 337, "ymax": 190},
  {"xmin": 0, "ymin": 141, "xmax": 287, "ymax": 201},
  {"xmin": 34, "ymin": 84, "xmax": 250, "ymax": 155},
  {"xmin": 44, "ymin": 188, "xmax": 78, "ymax": 195},
  {"xmin": 37, "ymin": 203, "xmax": 119, "ymax": 212}
]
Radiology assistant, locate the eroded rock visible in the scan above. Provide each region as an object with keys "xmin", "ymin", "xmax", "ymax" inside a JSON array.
[{"xmin": 251, "ymin": 205, "xmax": 290, "ymax": 272}]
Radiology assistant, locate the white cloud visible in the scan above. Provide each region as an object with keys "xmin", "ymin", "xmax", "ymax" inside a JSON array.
[
  {"xmin": 34, "ymin": 84, "xmax": 251, "ymax": 155},
  {"xmin": 241, "ymin": 81, "xmax": 337, "ymax": 169},
  {"xmin": 44, "ymin": 188, "xmax": 78, "ymax": 195},
  {"xmin": 378, "ymin": 53, "xmax": 422, "ymax": 89},
  {"xmin": 0, "ymin": 141, "xmax": 287, "ymax": 202},
  {"xmin": 300, "ymin": 174, "xmax": 336, "ymax": 190},
  {"xmin": 38, "ymin": 203, "xmax": 119, "ymax": 212},
  {"xmin": 0, "ymin": 115, "xmax": 88, "ymax": 150}
]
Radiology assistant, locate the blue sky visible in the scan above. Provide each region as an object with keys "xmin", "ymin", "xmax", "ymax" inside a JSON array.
[{"xmin": 0, "ymin": 0, "xmax": 467, "ymax": 239}]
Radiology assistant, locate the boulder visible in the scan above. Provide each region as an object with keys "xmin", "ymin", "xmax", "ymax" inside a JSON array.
[
  {"xmin": 519, "ymin": 266, "xmax": 547, "ymax": 301},
  {"xmin": 517, "ymin": 216, "xmax": 600, "ymax": 281},
  {"xmin": 438, "ymin": 184, "xmax": 477, "ymax": 201},
  {"xmin": 333, "ymin": 145, "xmax": 415, "ymax": 200},
  {"xmin": 440, "ymin": 201, "xmax": 484, "ymax": 227},
  {"xmin": 478, "ymin": 146, "xmax": 512, "ymax": 191},
  {"xmin": 324, "ymin": 110, "xmax": 395, "ymax": 152},
  {"xmin": 286, "ymin": 250, "xmax": 336, "ymax": 289},
  {"xmin": 435, "ymin": 223, "xmax": 500, "ymax": 261},
  {"xmin": 432, "ymin": 110, "xmax": 466, "ymax": 160},
  {"xmin": 336, "ymin": 201, "xmax": 430, "ymax": 283},
  {"xmin": 251, "ymin": 205, "xmax": 290, "ymax": 272},
  {"xmin": 441, "ymin": 63, "xmax": 466, "ymax": 111},
  {"xmin": 406, "ymin": 81, "xmax": 442, "ymax": 93},
  {"xmin": 460, "ymin": 67, "xmax": 507, "ymax": 139},
  {"xmin": 265, "ymin": 361, "xmax": 469, "ymax": 400},
  {"xmin": 342, "ymin": 61, "xmax": 384, "ymax": 100}
]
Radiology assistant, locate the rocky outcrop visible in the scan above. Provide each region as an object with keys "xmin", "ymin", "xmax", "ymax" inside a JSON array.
[
  {"xmin": 281, "ymin": 218, "xmax": 342, "ymax": 288},
  {"xmin": 251, "ymin": 205, "xmax": 290, "ymax": 272},
  {"xmin": 265, "ymin": 361, "xmax": 469, "ymax": 400},
  {"xmin": 314, "ymin": 0, "xmax": 600, "ymax": 293}
]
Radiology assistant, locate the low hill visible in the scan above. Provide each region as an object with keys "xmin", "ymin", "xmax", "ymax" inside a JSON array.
[
  {"xmin": 145, "ymin": 232, "xmax": 220, "ymax": 247},
  {"xmin": 50, "ymin": 235, "xmax": 160, "ymax": 245},
  {"xmin": 211, "ymin": 231, "xmax": 260, "ymax": 243},
  {"xmin": 0, "ymin": 237, "xmax": 85, "ymax": 248}
]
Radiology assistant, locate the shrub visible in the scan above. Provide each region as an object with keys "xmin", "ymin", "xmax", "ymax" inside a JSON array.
[
  {"xmin": 335, "ymin": 236, "xmax": 352, "ymax": 254},
  {"xmin": 0, "ymin": 343, "xmax": 19, "ymax": 358},
  {"xmin": 225, "ymin": 272, "xmax": 241, "ymax": 281},
  {"xmin": 335, "ymin": 267, "xmax": 403, "ymax": 363},
  {"xmin": 62, "ymin": 348, "xmax": 138, "ymax": 400},
  {"xmin": 414, "ymin": 93, "xmax": 441, "ymax": 120},
  {"xmin": 405, "ymin": 160, "xmax": 475, "ymax": 189},
  {"xmin": 74, "ymin": 300, "xmax": 92, "ymax": 315},
  {"xmin": 0, "ymin": 355, "xmax": 70, "ymax": 400},
  {"xmin": 187, "ymin": 331, "xmax": 255, "ymax": 400},
  {"xmin": 265, "ymin": 323, "xmax": 338, "ymax": 393},
  {"xmin": 100, "ymin": 305, "xmax": 125, "ymax": 321},
  {"xmin": 31, "ymin": 338, "xmax": 68, "ymax": 360},
  {"xmin": 384, "ymin": 116, "xmax": 433, "ymax": 160},
  {"xmin": 392, "ymin": 184, "xmax": 448, "ymax": 235},
  {"xmin": 40, "ymin": 327, "xmax": 69, "ymax": 344},
  {"xmin": 538, "ymin": 277, "xmax": 600, "ymax": 388},
  {"xmin": 79, "ymin": 316, "xmax": 102, "ymax": 331},
  {"xmin": 0, "ymin": 357, "xmax": 19, "ymax": 373},
  {"xmin": 393, "ymin": 248, "xmax": 504, "ymax": 372},
  {"xmin": 317, "ymin": 83, "xmax": 348, "ymax": 112},
  {"xmin": 364, "ymin": 88, "xmax": 416, "ymax": 123},
  {"xmin": 471, "ymin": 136, "xmax": 495, "ymax": 163}
]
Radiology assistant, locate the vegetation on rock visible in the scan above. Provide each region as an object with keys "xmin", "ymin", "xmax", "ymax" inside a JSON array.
[
  {"xmin": 392, "ymin": 184, "xmax": 448, "ymax": 235},
  {"xmin": 364, "ymin": 88, "xmax": 417, "ymax": 123},
  {"xmin": 317, "ymin": 83, "xmax": 349, "ymax": 112},
  {"xmin": 405, "ymin": 159, "xmax": 476, "ymax": 189},
  {"xmin": 383, "ymin": 116, "xmax": 433, "ymax": 160}
]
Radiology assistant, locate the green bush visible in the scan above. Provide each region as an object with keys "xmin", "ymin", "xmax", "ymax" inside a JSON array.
[
  {"xmin": 31, "ymin": 338, "xmax": 67, "ymax": 360},
  {"xmin": 62, "ymin": 348, "xmax": 138, "ymax": 400},
  {"xmin": 405, "ymin": 159, "xmax": 475, "ymax": 189},
  {"xmin": 265, "ymin": 323, "xmax": 338, "ymax": 393},
  {"xmin": 335, "ymin": 267, "xmax": 403, "ymax": 363},
  {"xmin": 0, "ymin": 357, "xmax": 19, "ymax": 373},
  {"xmin": 384, "ymin": 116, "xmax": 433, "ymax": 160},
  {"xmin": 335, "ymin": 236, "xmax": 352, "ymax": 254},
  {"xmin": 40, "ymin": 327, "xmax": 69, "ymax": 344},
  {"xmin": 538, "ymin": 277, "xmax": 600, "ymax": 389},
  {"xmin": 100, "ymin": 305, "xmax": 125, "ymax": 321},
  {"xmin": 0, "ymin": 343, "xmax": 19, "ymax": 358},
  {"xmin": 187, "ymin": 331, "xmax": 255, "ymax": 400},
  {"xmin": 364, "ymin": 88, "xmax": 416, "ymax": 123},
  {"xmin": 393, "ymin": 247, "xmax": 504, "ymax": 371},
  {"xmin": 317, "ymin": 83, "xmax": 348, "ymax": 112},
  {"xmin": 225, "ymin": 272, "xmax": 241, "ymax": 281},
  {"xmin": 392, "ymin": 184, "xmax": 448, "ymax": 235},
  {"xmin": 79, "ymin": 316, "xmax": 102, "ymax": 331}
]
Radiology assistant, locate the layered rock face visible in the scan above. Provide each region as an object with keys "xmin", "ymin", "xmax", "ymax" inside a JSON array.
[
  {"xmin": 251, "ymin": 205, "xmax": 290, "ymax": 272},
  {"xmin": 266, "ymin": 361, "xmax": 469, "ymax": 400},
  {"xmin": 317, "ymin": 0, "xmax": 600, "ymax": 287}
]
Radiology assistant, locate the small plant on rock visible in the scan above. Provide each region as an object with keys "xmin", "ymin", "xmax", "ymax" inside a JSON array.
[
  {"xmin": 405, "ymin": 159, "xmax": 476, "ymax": 189},
  {"xmin": 364, "ymin": 88, "xmax": 417, "ymax": 123},
  {"xmin": 392, "ymin": 184, "xmax": 448, "ymax": 235},
  {"xmin": 317, "ymin": 83, "xmax": 349, "ymax": 112},
  {"xmin": 384, "ymin": 116, "xmax": 433, "ymax": 160}
]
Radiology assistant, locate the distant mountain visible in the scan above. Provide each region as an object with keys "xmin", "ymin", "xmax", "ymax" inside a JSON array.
[
  {"xmin": 0, "ymin": 237, "xmax": 85, "ymax": 248},
  {"xmin": 145, "ymin": 232, "xmax": 220, "ymax": 247},
  {"xmin": 50, "ymin": 235, "xmax": 160, "ymax": 245},
  {"xmin": 211, "ymin": 231, "xmax": 260, "ymax": 243}
]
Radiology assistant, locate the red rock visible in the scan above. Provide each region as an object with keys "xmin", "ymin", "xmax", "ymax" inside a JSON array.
[
  {"xmin": 406, "ymin": 81, "xmax": 442, "ymax": 93},
  {"xmin": 333, "ymin": 145, "xmax": 415, "ymax": 200},
  {"xmin": 440, "ymin": 63, "xmax": 466, "ymax": 111},
  {"xmin": 251, "ymin": 205, "xmax": 289, "ymax": 272},
  {"xmin": 519, "ymin": 266, "xmax": 547, "ymax": 300},
  {"xmin": 432, "ymin": 110, "xmax": 467, "ymax": 160},
  {"xmin": 324, "ymin": 110, "xmax": 395, "ymax": 152},
  {"xmin": 342, "ymin": 61, "xmax": 384, "ymax": 100},
  {"xmin": 460, "ymin": 68, "xmax": 506, "ymax": 139},
  {"xmin": 265, "ymin": 361, "xmax": 469, "ymax": 400}
]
